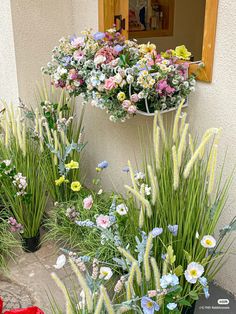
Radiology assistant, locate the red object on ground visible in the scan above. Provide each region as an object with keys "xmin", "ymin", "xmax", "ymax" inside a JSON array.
[
  {"xmin": 0, "ymin": 298, "xmax": 3, "ymax": 313},
  {"xmin": 4, "ymin": 307, "xmax": 44, "ymax": 314}
]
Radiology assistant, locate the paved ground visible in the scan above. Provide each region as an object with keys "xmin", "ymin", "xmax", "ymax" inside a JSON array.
[{"xmin": 0, "ymin": 239, "xmax": 235, "ymax": 313}]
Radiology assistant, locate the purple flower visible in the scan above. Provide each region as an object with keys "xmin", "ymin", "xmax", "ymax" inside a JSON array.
[
  {"xmin": 161, "ymin": 253, "xmax": 167, "ymax": 260},
  {"xmin": 168, "ymin": 224, "xmax": 178, "ymax": 236},
  {"xmin": 122, "ymin": 166, "xmax": 130, "ymax": 173},
  {"xmin": 114, "ymin": 45, "xmax": 124, "ymax": 53},
  {"xmin": 151, "ymin": 227, "xmax": 163, "ymax": 237},
  {"xmin": 141, "ymin": 296, "xmax": 160, "ymax": 314},
  {"xmin": 8, "ymin": 217, "xmax": 23, "ymax": 233},
  {"xmin": 97, "ymin": 160, "xmax": 109, "ymax": 169},
  {"xmin": 93, "ymin": 32, "xmax": 105, "ymax": 40},
  {"xmin": 61, "ymin": 56, "xmax": 71, "ymax": 66}
]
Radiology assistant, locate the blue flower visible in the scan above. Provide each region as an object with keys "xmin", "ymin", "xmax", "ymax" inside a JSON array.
[
  {"xmin": 61, "ymin": 56, "xmax": 71, "ymax": 66},
  {"xmin": 141, "ymin": 297, "xmax": 160, "ymax": 314},
  {"xmin": 161, "ymin": 253, "xmax": 167, "ymax": 260},
  {"xmin": 151, "ymin": 227, "xmax": 163, "ymax": 237},
  {"xmin": 93, "ymin": 32, "xmax": 105, "ymax": 40},
  {"xmin": 199, "ymin": 277, "xmax": 210, "ymax": 299},
  {"xmin": 97, "ymin": 161, "xmax": 109, "ymax": 169},
  {"xmin": 114, "ymin": 44, "xmax": 124, "ymax": 53},
  {"xmin": 160, "ymin": 274, "xmax": 179, "ymax": 289},
  {"xmin": 167, "ymin": 303, "xmax": 177, "ymax": 311},
  {"xmin": 168, "ymin": 224, "xmax": 178, "ymax": 236},
  {"xmin": 203, "ymin": 287, "xmax": 210, "ymax": 299},
  {"xmin": 122, "ymin": 166, "xmax": 130, "ymax": 173}
]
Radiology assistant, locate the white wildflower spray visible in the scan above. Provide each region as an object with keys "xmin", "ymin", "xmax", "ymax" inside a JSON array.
[
  {"xmin": 51, "ymin": 272, "xmax": 73, "ymax": 314},
  {"xmin": 157, "ymin": 111, "xmax": 167, "ymax": 146},
  {"xmin": 147, "ymin": 164, "xmax": 157, "ymax": 205},
  {"xmin": 125, "ymin": 185, "xmax": 152, "ymax": 217},
  {"xmin": 207, "ymin": 144, "xmax": 218, "ymax": 195},
  {"xmin": 144, "ymin": 233, "xmax": 153, "ymax": 282},
  {"xmin": 177, "ymin": 123, "xmax": 189, "ymax": 168},
  {"xmin": 183, "ymin": 131, "xmax": 215, "ymax": 179},
  {"xmin": 69, "ymin": 258, "xmax": 93, "ymax": 313},
  {"xmin": 173, "ymin": 99, "xmax": 185, "ymax": 143},
  {"xmin": 172, "ymin": 146, "xmax": 179, "ymax": 190}
]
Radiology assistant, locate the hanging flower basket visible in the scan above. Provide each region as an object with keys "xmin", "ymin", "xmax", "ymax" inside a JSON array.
[
  {"xmin": 43, "ymin": 28, "xmax": 196, "ymax": 122},
  {"xmin": 137, "ymin": 100, "xmax": 188, "ymax": 116}
]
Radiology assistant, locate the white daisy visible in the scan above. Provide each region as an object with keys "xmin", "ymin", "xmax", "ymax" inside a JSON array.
[
  {"xmin": 200, "ymin": 235, "xmax": 216, "ymax": 248},
  {"xmin": 184, "ymin": 262, "xmax": 204, "ymax": 284},
  {"xmin": 116, "ymin": 204, "xmax": 128, "ymax": 216},
  {"xmin": 99, "ymin": 267, "xmax": 113, "ymax": 280}
]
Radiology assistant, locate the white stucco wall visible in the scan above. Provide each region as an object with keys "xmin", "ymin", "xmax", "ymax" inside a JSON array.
[
  {"xmin": 0, "ymin": 0, "xmax": 19, "ymax": 103},
  {"xmin": 0, "ymin": 0, "xmax": 235, "ymax": 294}
]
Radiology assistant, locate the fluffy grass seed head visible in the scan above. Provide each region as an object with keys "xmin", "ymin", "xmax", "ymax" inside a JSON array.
[
  {"xmin": 207, "ymin": 144, "xmax": 218, "ymax": 195},
  {"xmin": 172, "ymin": 98, "xmax": 185, "ymax": 143},
  {"xmin": 177, "ymin": 123, "xmax": 189, "ymax": 168},
  {"xmin": 125, "ymin": 185, "xmax": 152, "ymax": 217},
  {"xmin": 147, "ymin": 164, "xmax": 157, "ymax": 205},
  {"xmin": 144, "ymin": 233, "xmax": 153, "ymax": 282},
  {"xmin": 172, "ymin": 146, "xmax": 179, "ymax": 190}
]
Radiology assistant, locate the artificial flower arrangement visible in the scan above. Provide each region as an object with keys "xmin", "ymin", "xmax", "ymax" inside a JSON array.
[
  {"xmin": 48, "ymin": 102, "xmax": 235, "ymax": 313},
  {"xmin": 43, "ymin": 28, "xmax": 196, "ymax": 122},
  {"xmin": 0, "ymin": 104, "xmax": 48, "ymax": 252}
]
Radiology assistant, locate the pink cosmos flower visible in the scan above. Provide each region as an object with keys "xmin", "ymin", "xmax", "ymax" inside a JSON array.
[
  {"xmin": 96, "ymin": 215, "xmax": 111, "ymax": 229},
  {"xmin": 130, "ymin": 94, "xmax": 139, "ymax": 103},
  {"xmin": 127, "ymin": 105, "xmax": 137, "ymax": 114},
  {"xmin": 104, "ymin": 77, "xmax": 116, "ymax": 90},
  {"xmin": 73, "ymin": 50, "xmax": 84, "ymax": 61},
  {"xmin": 83, "ymin": 195, "xmax": 93, "ymax": 209},
  {"xmin": 69, "ymin": 69, "xmax": 78, "ymax": 80}
]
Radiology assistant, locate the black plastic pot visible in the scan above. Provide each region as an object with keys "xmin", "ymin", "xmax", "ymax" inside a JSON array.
[
  {"xmin": 22, "ymin": 231, "xmax": 41, "ymax": 253},
  {"xmin": 182, "ymin": 301, "xmax": 196, "ymax": 314}
]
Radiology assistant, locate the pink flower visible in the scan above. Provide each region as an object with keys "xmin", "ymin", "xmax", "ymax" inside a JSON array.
[
  {"xmin": 130, "ymin": 94, "xmax": 139, "ymax": 103},
  {"xmin": 83, "ymin": 195, "xmax": 93, "ymax": 209},
  {"xmin": 122, "ymin": 100, "xmax": 131, "ymax": 109},
  {"xmin": 104, "ymin": 77, "xmax": 116, "ymax": 90},
  {"xmin": 157, "ymin": 79, "xmax": 168, "ymax": 91},
  {"xmin": 69, "ymin": 69, "xmax": 78, "ymax": 80},
  {"xmin": 148, "ymin": 290, "xmax": 157, "ymax": 297},
  {"xmin": 95, "ymin": 47, "xmax": 116, "ymax": 64},
  {"xmin": 73, "ymin": 50, "xmax": 84, "ymax": 61},
  {"xmin": 166, "ymin": 85, "xmax": 175, "ymax": 94},
  {"xmin": 127, "ymin": 105, "xmax": 137, "ymax": 114},
  {"xmin": 96, "ymin": 215, "xmax": 111, "ymax": 229}
]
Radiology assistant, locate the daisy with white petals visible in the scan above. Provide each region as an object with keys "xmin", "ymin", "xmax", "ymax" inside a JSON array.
[
  {"xmin": 184, "ymin": 262, "xmax": 204, "ymax": 284},
  {"xmin": 99, "ymin": 267, "xmax": 113, "ymax": 280},
  {"xmin": 200, "ymin": 235, "xmax": 216, "ymax": 248}
]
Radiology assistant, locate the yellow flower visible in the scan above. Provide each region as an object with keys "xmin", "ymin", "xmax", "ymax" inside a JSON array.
[
  {"xmin": 175, "ymin": 45, "xmax": 191, "ymax": 60},
  {"xmin": 71, "ymin": 181, "xmax": 82, "ymax": 192},
  {"xmin": 96, "ymin": 167, "xmax": 102, "ymax": 172},
  {"xmin": 117, "ymin": 92, "xmax": 126, "ymax": 102},
  {"xmin": 55, "ymin": 176, "xmax": 68, "ymax": 186},
  {"xmin": 139, "ymin": 42, "xmax": 156, "ymax": 54},
  {"xmin": 65, "ymin": 160, "xmax": 79, "ymax": 169}
]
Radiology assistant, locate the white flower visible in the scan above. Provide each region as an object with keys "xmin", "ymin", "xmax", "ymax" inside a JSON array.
[
  {"xmin": 97, "ymin": 189, "xmax": 103, "ymax": 195},
  {"xmin": 134, "ymin": 171, "xmax": 145, "ymax": 181},
  {"xmin": 195, "ymin": 231, "xmax": 200, "ymax": 239},
  {"xmin": 127, "ymin": 74, "xmax": 134, "ymax": 84},
  {"xmin": 114, "ymin": 73, "xmax": 123, "ymax": 84},
  {"xmin": 144, "ymin": 184, "xmax": 151, "ymax": 195},
  {"xmin": 99, "ymin": 267, "xmax": 113, "ymax": 280},
  {"xmin": 54, "ymin": 254, "xmax": 66, "ymax": 269},
  {"xmin": 200, "ymin": 235, "xmax": 216, "ymax": 248},
  {"xmin": 184, "ymin": 262, "xmax": 204, "ymax": 284},
  {"xmin": 116, "ymin": 203, "xmax": 128, "ymax": 216},
  {"xmin": 94, "ymin": 55, "xmax": 106, "ymax": 66},
  {"xmin": 3, "ymin": 160, "xmax": 11, "ymax": 166}
]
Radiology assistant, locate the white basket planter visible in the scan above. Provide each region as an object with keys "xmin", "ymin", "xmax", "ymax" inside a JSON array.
[{"xmin": 137, "ymin": 101, "xmax": 188, "ymax": 117}]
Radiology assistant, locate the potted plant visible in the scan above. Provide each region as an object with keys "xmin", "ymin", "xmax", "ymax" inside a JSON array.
[
  {"xmin": 42, "ymin": 28, "xmax": 196, "ymax": 122},
  {"xmin": 0, "ymin": 105, "xmax": 47, "ymax": 252}
]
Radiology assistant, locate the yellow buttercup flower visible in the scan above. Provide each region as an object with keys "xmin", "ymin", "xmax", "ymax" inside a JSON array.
[
  {"xmin": 55, "ymin": 176, "xmax": 68, "ymax": 186},
  {"xmin": 117, "ymin": 92, "xmax": 126, "ymax": 102},
  {"xmin": 139, "ymin": 42, "xmax": 156, "ymax": 54},
  {"xmin": 175, "ymin": 45, "xmax": 191, "ymax": 60},
  {"xmin": 71, "ymin": 181, "xmax": 82, "ymax": 192},
  {"xmin": 65, "ymin": 160, "xmax": 79, "ymax": 169}
]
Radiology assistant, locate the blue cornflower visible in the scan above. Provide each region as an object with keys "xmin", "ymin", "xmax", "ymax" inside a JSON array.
[
  {"xmin": 151, "ymin": 227, "xmax": 163, "ymax": 237},
  {"xmin": 141, "ymin": 297, "xmax": 160, "ymax": 314},
  {"xmin": 160, "ymin": 274, "xmax": 179, "ymax": 289},
  {"xmin": 167, "ymin": 303, "xmax": 177, "ymax": 311},
  {"xmin": 114, "ymin": 44, "xmax": 124, "ymax": 53},
  {"xmin": 97, "ymin": 160, "xmax": 109, "ymax": 169},
  {"xmin": 199, "ymin": 277, "xmax": 210, "ymax": 299},
  {"xmin": 168, "ymin": 224, "xmax": 178, "ymax": 236},
  {"xmin": 93, "ymin": 32, "xmax": 105, "ymax": 40}
]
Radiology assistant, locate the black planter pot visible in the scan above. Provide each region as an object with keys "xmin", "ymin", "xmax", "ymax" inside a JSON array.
[
  {"xmin": 182, "ymin": 301, "xmax": 196, "ymax": 314},
  {"xmin": 22, "ymin": 231, "xmax": 41, "ymax": 253}
]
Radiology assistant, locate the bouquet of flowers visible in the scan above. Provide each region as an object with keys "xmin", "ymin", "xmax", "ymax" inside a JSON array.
[{"xmin": 43, "ymin": 28, "xmax": 196, "ymax": 122}]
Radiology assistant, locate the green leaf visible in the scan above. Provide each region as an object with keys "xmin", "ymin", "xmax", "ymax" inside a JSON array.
[
  {"xmin": 178, "ymin": 299, "xmax": 191, "ymax": 307},
  {"xmin": 174, "ymin": 265, "xmax": 183, "ymax": 276},
  {"xmin": 189, "ymin": 291, "xmax": 199, "ymax": 300},
  {"xmin": 183, "ymin": 250, "xmax": 192, "ymax": 263}
]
